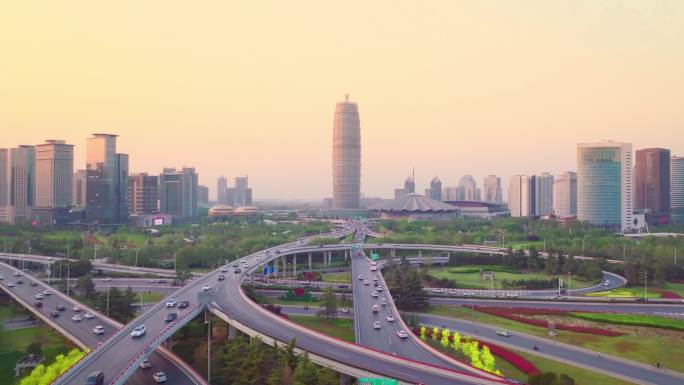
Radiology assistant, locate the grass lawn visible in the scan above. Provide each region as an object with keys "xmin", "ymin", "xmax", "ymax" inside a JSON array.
[
  {"xmin": 422, "ymin": 335, "xmax": 635, "ymax": 385},
  {"xmin": 321, "ymin": 271, "xmax": 351, "ymax": 283},
  {"xmin": 288, "ymin": 315, "xmax": 355, "ymax": 342},
  {"xmin": 570, "ymin": 313, "xmax": 684, "ymax": 332},
  {"xmin": 135, "ymin": 292, "xmax": 165, "ymax": 303},
  {"xmin": 0, "ymin": 326, "xmax": 75, "ymax": 385},
  {"xmin": 0, "ymin": 301, "xmax": 29, "ymax": 321},
  {"xmin": 426, "ymin": 265, "xmax": 597, "ymax": 290},
  {"xmin": 585, "ymin": 288, "xmax": 661, "ymax": 298},
  {"xmin": 425, "ymin": 306, "xmax": 684, "ymax": 373},
  {"xmin": 506, "ymin": 241, "xmax": 544, "ymax": 250}
]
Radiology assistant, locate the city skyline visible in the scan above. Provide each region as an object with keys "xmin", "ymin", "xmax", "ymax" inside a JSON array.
[{"xmin": 1, "ymin": 1, "xmax": 684, "ymax": 200}]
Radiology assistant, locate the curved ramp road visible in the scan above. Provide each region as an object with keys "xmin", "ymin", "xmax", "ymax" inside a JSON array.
[{"xmin": 0, "ymin": 261, "xmax": 205, "ymax": 385}]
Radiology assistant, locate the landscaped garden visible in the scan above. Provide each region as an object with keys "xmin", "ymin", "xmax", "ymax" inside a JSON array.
[
  {"xmin": 425, "ymin": 265, "xmax": 598, "ymax": 290},
  {"xmin": 424, "ymin": 305, "xmax": 684, "ymax": 373}
]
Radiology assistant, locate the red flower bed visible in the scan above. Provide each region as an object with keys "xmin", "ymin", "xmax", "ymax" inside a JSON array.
[
  {"xmin": 474, "ymin": 307, "xmax": 623, "ymax": 336},
  {"xmin": 411, "ymin": 327, "xmax": 540, "ymax": 375},
  {"xmin": 482, "ymin": 341, "xmax": 540, "ymax": 376},
  {"xmin": 654, "ymin": 290, "xmax": 682, "ymax": 299},
  {"xmin": 667, "ymin": 279, "xmax": 684, "ymax": 284},
  {"xmin": 487, "ymin": 307, "xmax": 570, "ymax": 316}
]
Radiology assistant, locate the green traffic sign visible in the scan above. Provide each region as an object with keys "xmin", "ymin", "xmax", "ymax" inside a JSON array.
[
  {"xmin": 371, "ymin": 253, "xmax": 380, "ymax": 261},
  {"xmin": 359, "ymin": 378, "xmax": 398, "ymax": 385}
]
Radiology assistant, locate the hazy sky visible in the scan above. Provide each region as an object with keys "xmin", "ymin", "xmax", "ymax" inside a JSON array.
[{"xmin": 1, "ymin": 1, "xmax": 683, "ymax": 200}]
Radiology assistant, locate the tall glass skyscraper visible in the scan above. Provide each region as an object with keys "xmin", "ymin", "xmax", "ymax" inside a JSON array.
[
  {"xmin": 332, "ymin": 95, "xmax": 361, "ymax": 209},
  {"xmin": 672, "ymin": 156, "xmax": 684, "ymax": 224},
  {"xmin": 86, "ymin": 134, "xmax": 129, "ymax": 224},
  {"xmin": 577, "ymin": 141, "xmax": 633, "ymax": 232}
]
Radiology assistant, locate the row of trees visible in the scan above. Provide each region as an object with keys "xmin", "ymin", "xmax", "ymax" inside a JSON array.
[
  {"xmin": 213, "ymin": 337, "xmax": 339, "ymax": 385},
  {"xmin": 60, "ymin": 274, "xmax": 137, "ymax": 322},
  {"xmin": 19, "ymin": 349, "xmax": 85, "ymax": 385},
  {"xmin": 419, "ymin": 326, "xmax": 500, "ymax": 375}
]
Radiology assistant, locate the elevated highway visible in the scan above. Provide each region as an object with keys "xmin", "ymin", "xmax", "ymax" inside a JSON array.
[{"xmin": 46, "ymin": 222, "xmax": 508, "ymax": 385}]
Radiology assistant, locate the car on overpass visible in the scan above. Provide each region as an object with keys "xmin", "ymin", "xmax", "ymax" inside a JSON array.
[{"xmin": 131, "ymin": 325, "xmax": 147, "ymax": 338}]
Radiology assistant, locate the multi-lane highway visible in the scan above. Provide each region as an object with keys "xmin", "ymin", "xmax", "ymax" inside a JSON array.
[
  {"xmin": 48, "ymin": 222, "xmax": 509, "ymax": 385},
  {"xmin": 0, "ymin": 261, "xmax": 205, "ymax": 385}
]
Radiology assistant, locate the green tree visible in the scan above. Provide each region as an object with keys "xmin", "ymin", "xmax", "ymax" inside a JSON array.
[
  {"xmin": 292, "ymin": 354, "xmax": 318, "ymax": 385},
  {"xmin": 25, "ymin": 342, "xmax": 42, "ymax": 356},
  {"xmin": 317, "ymin": 287, "xmax": 338, "ymax": 319},
  {"xmin": 75, "ymin": 274, "xmax": 96, "ymax": 298}
]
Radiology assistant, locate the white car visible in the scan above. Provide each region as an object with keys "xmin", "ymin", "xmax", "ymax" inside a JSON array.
[
  {"xmin": 14, "ymin": 271, "xmax": 21, "ymax": 277},
  {"xmin": 72, "ymin": 315, "xmax": 82, "ymax": 322},
  {"xmin": 376, "ymin": 286, "xmax": 383, "ymax": 292},
  {"xmin": 372, "ymin": 305, "xmax": 379, "ymax": 313},
  {"xmin": 7, "ymin": 282, "xmax": 15, "ymax": 287},
  {"xmin": 153, "ymin": 372, "xmax": 167, "ymax": 383},
  {"xmin": 363, "ymin": 280, "xmax": 370, "ymax": 286},
  {"xmin": 93, "ymin": 325, "xmax": 105, "ymax": 335},
  {"xmin": 0, "ymin": 275, "xmax": 3, "ymax": 280},
  {"xmin": 380, "ymin": 298, "xmax": 387, "ymax": 306},
  {"xmin": 201, "ymin": 284, "xmax": 211, "ymax": 291},
  {"xmin": 358, "ymin": 275, "xmax": 365, "ymax": 280},
  {"xmin": 220, "ymin": 268, "xmax": 228, "ymax": 273},
  {"xmin": 386, "ymin": 315, "xmax": 395, "ymax": 322},
  {"xmin": 397, "ymin": 330, "xmax": 409, "ymax": 339},
  {"xmin": 35, "ymin": 293, "xmax": 45, "ymax": 299},
  {"xmin": 131, "ymin": 325, "xmax": 147, "ymax": 338},
  {"xmin": 165, "ymin": 299, "xmax": 177, "ymax": 308},
  {"xmin": 140, "ymin": 359, "xmax": 151, "ymax": 369},
  {"xmin": 339, "ymin": 308, "xmax": 349, "ymax": 313},
  {"xmin": 73, "ymin": 305, "xmax": 81, "ymax": 312},
  {"xmin": 373, "ymin": 321, "xmax": 381, "ymax": 329},
  {"xmin": 42, "ymin": 290, "xmax": 52, "ymax": 296},
  {"xmin": 432, "ymin": 288, "xmax": 445, "ymax": 293},
  {"xmin": 102, "ymin": 277, "xmax": 112, "ymax": 282},
  {"xmin": 496, "ymin": 330, "xmax": 510, "ymax": 337},
  {"xmin": 84, "ymin": 312, "xmax": 95, "ymax": 319},
  {"xmin": 371, "ymin": 291, "xmax": 379, "ymax": 298}
]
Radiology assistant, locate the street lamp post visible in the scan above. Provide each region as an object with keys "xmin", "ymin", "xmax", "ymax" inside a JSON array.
[
  {"xmin": 644, "ymin": 271, "xmax": 648, "ymax": 302},
  {"xmin": 106, "ymin": 281, "xmax": 110, "ymax": 317},
  {"xmin": 205, "ymin": 311, "xmax": 211, "ymax": 385}
]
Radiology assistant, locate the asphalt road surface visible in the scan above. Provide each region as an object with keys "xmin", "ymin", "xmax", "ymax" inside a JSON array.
[{"xmin": 0, "ymin": 261, "xmax": 203, "ymax": 385}]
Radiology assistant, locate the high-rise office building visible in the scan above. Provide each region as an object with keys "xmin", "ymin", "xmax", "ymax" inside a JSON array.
[
  {"xmin": 442, "ymin": 186, "xmax": 460, "ymax": 201},
  {"xmin": 404, "ymin": 173, "xmax": 415, "ymax": 194},
  {"xmin": 508, "ymin": 175, "xmax": 533, "ymax": 217},
  {"xmin": 85, "ymin": 134, "xmax": 128, "ymax": 224},
  {"xmin": 159, "ymin": 167, "xmax": 198, "ymax": 218},
  {"xmin": 458, "ymin": 175, "xmax": 481, "ymax": 201},
  {"xmin": 577, "ymin": 141, "xmax": 633, "ymax": 232},
  {"xmin": 427, "ymin": 176, "xmax": 442, "ymax": 201},
  {"xmin": 553, "ymin": 171, "xmax": 577, "ymax": 218},
  {"xmin": 0, "ymin": 149, "xmax": 9, "ymax": 223},
  {"xmin": 115, "ymin": 154, "xmax": 129, "ymax": 223},
  {"xmin": 635, "ymin": 148, "xmax": 670, "ymax": 217},
  {"xmin": 332, "ymin": 95, "xmax": 361, "ymax": 209},
  {"xmin": 33, "ymin": 140, "xmax": 74, "ymax": 225},
  {"xmin": 483, "ymin": 175, "xmax": 502, "ymax": 203},
  {"xmin": 535, "ymin": 172, "xmax": 554, "ymax": 216},
  {"xmin": 226, "ymin": 176, "xmax": 252, "ymax": 207},
  {"xmin": 128, "ymin": 173, "xmax": 158, "ymax": 214},
  {"xmin": 72, "ymin": 170, "xmax": 87, "ymax": 208},
  {"xmin": 198, "ymin": 185, "xmax": 209, "ymax": 204},
  {"xmin": 4, "ymin": 146, "xmax": 36, "ymax": 224},
  {"xmin": 217, "ymin": 176, "xmax": 228, "ymax": 204},
  {"xmin": 671, "ymin": 156, "xmax": 684, "ymax": 223}
]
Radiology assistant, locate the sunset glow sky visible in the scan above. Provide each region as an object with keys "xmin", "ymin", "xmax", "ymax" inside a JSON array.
[{"xmin": 1, "ymin": 1, "xmax": 683, "ymax": 200}]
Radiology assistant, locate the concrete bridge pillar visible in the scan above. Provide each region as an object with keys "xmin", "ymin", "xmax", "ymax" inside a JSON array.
[
  {"xmin": 228, "ymin": 324, "xmax": 237, "ymax": 340},
  {"xmin": 273, "ymin": 259, "xmax": 278, "ymax": 277},
  {"xmin": 391, "ymin": 249, "xmax": 396, "ymax": 258},
  {"xmin": 308, "ymin": 253, "xmax": 312, "ymax": 270},
  {"xmin": 283, "ymin": 256, "xmax": 287, "ymax": 277},
  {"xmin": 293, "ymin": 254, "xmax": 297, "ymax": 276},
  {"xmin": 418, "ymin": 250, "xmax": 423, "ymax": 258},
  {"xmin": 339, "ymin": 373, "xmax": 352, "ymax": 385}
]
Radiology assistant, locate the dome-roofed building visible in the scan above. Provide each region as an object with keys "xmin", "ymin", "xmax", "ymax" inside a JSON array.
[
  {"xmin": 370, "ymin": 193, "xmax": 458, "ymax": 220},
  {"xmin": 233, "ymin": 206, "xmax": 261, "ymax": 216},
  {"xmin": 208, "ymin": 205, "xmax": 234, "ymax": 218}
]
